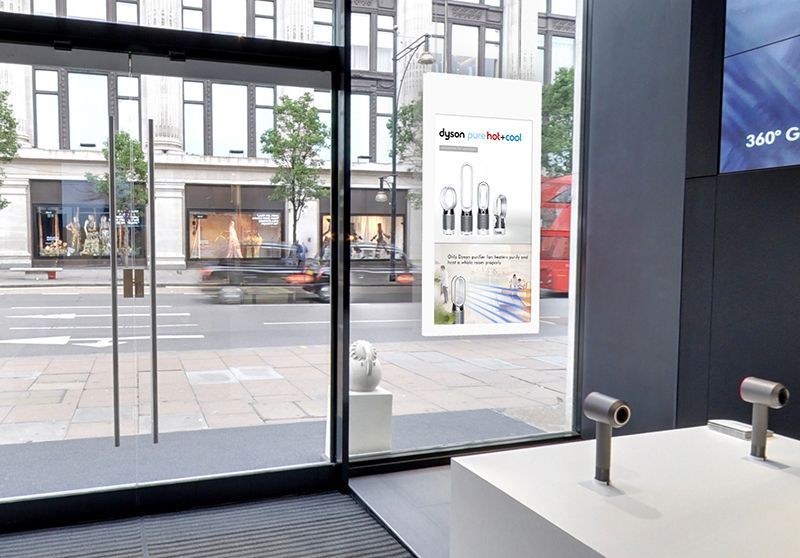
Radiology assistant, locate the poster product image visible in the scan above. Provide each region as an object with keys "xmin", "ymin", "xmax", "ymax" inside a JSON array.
[
  {"xmin": 422, "ymin": 73, "xmax": 541, "ymax": 336},
  {"xmin": 720, "ymin": 0, "xmax": 800, "ymax": 173}
]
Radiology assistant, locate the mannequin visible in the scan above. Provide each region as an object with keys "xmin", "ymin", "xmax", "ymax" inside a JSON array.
[
  {"xmin": 66, "ymin": 215, "xmax": 82, "ymax": 256},
  {"xmin": 81, "ymin": 214, "xmax": 101, "ymax": 256},
  {"xmin": 99, "ymin": 214, "xmax": 111, "ymax": 256},
  {"xmin": 225, "ymin": 219, "xmax": 242, "ymax": 259}
]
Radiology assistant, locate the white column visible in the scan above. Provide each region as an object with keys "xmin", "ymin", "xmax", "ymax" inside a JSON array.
[
  {"xmin": 0, "ymin": 177, "xmax": 31, "ymax": 266},
  {"xmin": 0, "ymin": 1, "xmax": 33, "ymax": 147},
  {"xmin": 504, "ymin": 0, "xmax": 542, "ymax": 82},
  {"xmin": 153, "ymin": 182, "xmax": 186, "ymax": 268},
  {"xmin": 277, "ymin": 0, "xmax": 313, "ymax": 44},
  {"xmin": 141, "ymin": 0, "xmax": 183, "ymax": 152}
]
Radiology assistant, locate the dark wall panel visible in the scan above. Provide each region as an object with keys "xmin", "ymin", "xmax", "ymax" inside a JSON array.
[
  {"xmin": 676, "ymin": 176, "xmax": 717, "ymax": 427},
  {"xmin": 708, "ymin": 167, "xmax": 800, "ymax": 437},
  {"xmin": 580, "ymin": 0, "xmax": 692, "ymax": 435}
]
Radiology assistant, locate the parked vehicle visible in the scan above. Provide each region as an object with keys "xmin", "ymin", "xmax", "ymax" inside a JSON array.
[{"xmin": 304, "ymin": 242, "xmax": 420, "ymax": 303}]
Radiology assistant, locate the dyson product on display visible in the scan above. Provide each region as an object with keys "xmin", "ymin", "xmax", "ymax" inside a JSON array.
[
  {"xmin": 451, "ymin": 275, "xmax": 466, "ymax": 324},
  {"xmin": 349, "ymin": 340, "xmax": 383, "ymax": 392},
  {"xmin": 477, "ymin": 181, "xmax": 490, "ymax": 235},
  {"xmin": 494, "ymin": 195, "xmax": 507, "ymax": 235},
  {"xmin": 460, "ymin": 163, "xmax": 473, "ymax": 235},
  {"xmin": 440, "ymin": 186, "xmax": 457, "ymax": 235},
  {"xmin": 583, "ymin": 392, "xmax": 631, "ymax": 485},
  {"xmin": 740, "ymin": 376, "xmax": 790, "ymax": 460}
]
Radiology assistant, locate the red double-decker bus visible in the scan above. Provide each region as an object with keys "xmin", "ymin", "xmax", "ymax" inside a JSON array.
[{"xmin": 540, "ymin": 175, "xmax": 571, "ymax": 295}]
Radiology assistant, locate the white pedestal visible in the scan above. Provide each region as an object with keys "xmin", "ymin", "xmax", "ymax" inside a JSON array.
[
  {"xmin": 451, "ymin": 426, "xmax": 800, "ymax": 558},
  {"xmin": 325, "ymin": 387, "xmax": 392, "ymax": 457}
]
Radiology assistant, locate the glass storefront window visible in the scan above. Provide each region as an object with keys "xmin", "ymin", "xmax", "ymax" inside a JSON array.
[{"xmin": 189, "ymin": 210, "xmax": 283, "ymax": 260}]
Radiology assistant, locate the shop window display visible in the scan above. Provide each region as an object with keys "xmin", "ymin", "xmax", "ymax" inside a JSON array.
[
  {"xmin": 34, "ymin": 205, "xmax": 145, "ymax": 260},
  {"xmin": 189, "ymin": 210, "xmax": 283, "ymax": 260},
  {"xmin": 320, "ymin": 214, "xmax": 405, "ymax": 260}
]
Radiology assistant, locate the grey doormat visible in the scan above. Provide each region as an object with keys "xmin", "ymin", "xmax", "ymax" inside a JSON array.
[
  {"xmin": 0, "ymin": 410, "xmax": 541, "ymax": 499},
  {"xmin": 0, "ymin": 492, "xmax": 412, "ymax": 558}
]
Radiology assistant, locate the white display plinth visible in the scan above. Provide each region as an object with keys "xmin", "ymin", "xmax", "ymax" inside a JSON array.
[
  {"xmin": 451, "ymin": 426, "xmax": 800, "ymax": 558},
  {"xmin": 325, "ymin": 388, "xmax": 392, "ymax": 457}
]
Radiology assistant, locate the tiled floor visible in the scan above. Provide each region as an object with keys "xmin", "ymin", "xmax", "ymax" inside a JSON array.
[
  {"xmin": 0, "ymin": 336, "xmax": 568, "ymax": 445},
  {"xmin": 352, "ymin": 466, "xmax": 452, "ymax": 558}
]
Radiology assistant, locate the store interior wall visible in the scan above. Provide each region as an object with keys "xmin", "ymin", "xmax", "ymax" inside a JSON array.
[
  {"xmin": 579, "ymin": 0, "xmax": 692, "ymax": 435},
  {"xmin": 680, "ymin": 0, "xmax": 800, "ymax": 438}
]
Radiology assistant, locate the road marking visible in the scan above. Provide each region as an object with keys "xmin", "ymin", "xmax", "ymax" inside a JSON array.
[
  {"xmin": 0, "ymin": 334, "xmax": 204, "ymax": 348},
  {"xmin": 263, "ymin": 319, "xmax": 420, "ymax": 326},
  {"xmin": 10, "ymin": 324, "xmax": 198, "ymax": 331},
  {"xmin": 7, "ymin": 312, "xmax": 190, "ymax": 319},
  {"xmin": 11, "ymin": 305, "xmax": 173, "ymax": 310}
]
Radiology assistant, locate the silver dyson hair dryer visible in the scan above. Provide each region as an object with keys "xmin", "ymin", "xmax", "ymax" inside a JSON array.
[
  {"xmin": 583, "ymin": 392, "xmax": 631, "ymax": 485},
  {"xmin": 740, "ymin": 377, "xmax": 790, "ymax": 460}
]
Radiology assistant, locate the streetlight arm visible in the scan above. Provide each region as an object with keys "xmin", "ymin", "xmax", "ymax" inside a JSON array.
[{"xmin": 394, "ymin": 33, "xmax": 430, "ymax": 62}]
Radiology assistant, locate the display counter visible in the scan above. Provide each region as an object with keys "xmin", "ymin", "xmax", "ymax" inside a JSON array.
[{"xmin": 451, "ymin": 426, "xmax": 800, "ymax": 557}]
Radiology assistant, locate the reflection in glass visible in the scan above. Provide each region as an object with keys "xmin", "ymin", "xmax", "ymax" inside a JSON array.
[
  {"xmin": 116, "ymin": 2, "xmax": 138, "ymax": 24},
  {"xmin": 66, "ymin": 0, "xmax": 106, "ymax": 20},
  {"xmin": 184, "ymin": 103, "xmax": 204, "ymax": 156},
  {"xmin": 551, "ymin": 36, "xmax": 575, "ymax": 80},
  {"xmin": 189, "ymin": 211, "xmax": 282, "ymax": 260},
  {"xmin": 35, "ymin": 94, "xmax": 59, "ymax": 149},
  {"xmin": 68, "ymin": 73, "xmax": 108, "ymax": 150},
  {"xmin": 211, "ymin": 83, "xmax": 247, "ymax": 157}
]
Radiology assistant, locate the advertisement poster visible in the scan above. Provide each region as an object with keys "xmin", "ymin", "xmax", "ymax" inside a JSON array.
[{"xmin": 422, "ymin": 73, "xmax": 542, "ymax": 337}]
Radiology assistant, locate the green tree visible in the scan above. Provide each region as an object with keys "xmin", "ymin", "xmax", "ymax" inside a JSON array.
[
  {"xmin": 0, "ymin": 90, "xmax": 20, "ymax": 210},
  {"xmin": 387, "ymin": 98, "xmax": 423, "ymax": 208},
  {"xmin": 541, "ymin": 66, "xmax": 574, "ymax": 177},
  {"xmin": 86, "ymin": 131, "xmax": 149, "ymax": 209},
  {"xmin": 261, "ymin": 92, "xmax": 329, "ymax": 244}
]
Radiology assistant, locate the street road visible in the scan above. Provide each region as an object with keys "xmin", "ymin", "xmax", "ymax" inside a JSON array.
[{"xmin": 0, "ymin": 286, "xmax": 569, "ymax": 357}]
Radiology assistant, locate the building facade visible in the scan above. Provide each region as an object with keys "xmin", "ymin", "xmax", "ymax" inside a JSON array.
[{"xmin": 0, "ymin": 0, "xmax": 575, "ymax": 268}]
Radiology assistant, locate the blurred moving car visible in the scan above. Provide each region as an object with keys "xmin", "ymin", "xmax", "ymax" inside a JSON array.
[
  {"xmin": 201, "ymin": 241, "xmax": 419, "ymax": 304},
  {"xmin": 304, "ymin": 242, "xmax": 420, "ymax": 303}
]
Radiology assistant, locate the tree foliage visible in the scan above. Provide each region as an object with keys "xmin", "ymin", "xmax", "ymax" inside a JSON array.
[
  {"xmin": 0, "ymin": 90, "xmax": 19, "ymax": 210},
  {"xmin": 86, "ymin": 131, "xmax": 149, "ymax": 208},
  {"xmin": 387, "ymin": 98, "xmax": 423, "ymax": 208},
  {"xmin": 261, "ymin": 93, "xmax": 329, "ymax": 244},
  {"xmin": 542, "ymin": 66, "xmax": 574, "ymax": 177}
]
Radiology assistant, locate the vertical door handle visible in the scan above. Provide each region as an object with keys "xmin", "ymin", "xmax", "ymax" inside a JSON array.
[
  {"xmin": 123, "ymin": 269, "xmax": 134, "ymax": 298},
  {"xmin": 148, "ymin": 119, "xmax": 159, "ymax": 444},
  {"xmin": 134, "ymin": 269, "xmax": 144, "ymax": 298},
  {"xmin": 109, "ymin": 116, "xmax": 121, "ymax": 447}
]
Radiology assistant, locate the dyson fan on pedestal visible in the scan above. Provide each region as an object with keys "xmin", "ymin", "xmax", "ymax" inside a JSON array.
[{"xmin": 440, "ymin": 186, "xmax": 457, "ymax": 235}]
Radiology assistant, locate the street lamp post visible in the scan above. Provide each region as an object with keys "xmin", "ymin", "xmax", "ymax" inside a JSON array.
[{"xmin": 388, "ymin": 29, "xmax": 434, "ymax": 279}]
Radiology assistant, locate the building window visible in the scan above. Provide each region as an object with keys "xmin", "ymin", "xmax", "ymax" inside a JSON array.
[
  {"xmin": 484, "ymin": 28, "xmax": 501, "ymax": 77},
  {"xmin": 451, "ymin": 24, "xmax": 479, "ymax": 76},
  {"xmin": 32, "ymin": 0, "xmax": 56, "ymax": 16},
  {"xmin": 183, "ymin": 80, "xmax": 205, "ymax": 155},
  {"xmin": 211, "ymin": 83, "xmax": 247, "ymax": 157},
  {"xmin": 66, "ymin": 0, "xmax": 106, "ymax": 20},
  {"xmin": 34, "ymin": 69, "xmax": 60, "ymax": 149},
  {"xmin": 314, "ymin": 90, "xmax": 332, "ymax": 161},
  {"xmin": 211, "ymin": 0, "xmax": 246, "ymax": 35},
  {"xmin": 550, "ymin": 0, "xmax": 577, "ymax": 17},
  {"xmin": 313, "ymin": 7, "xmax": 333, "ymax": 45},
  {"xmin": 352, "ymin": 12, "xmax": 370, "ymax": 71},
  {"xmin": 376, "ymin": 15, "xmax": 394, "ymax": 73},
  {"xmin": 254, "ymin": 0, "xmax": 275, "ymax": 39},
  {"xmin": 375, "ymin": 96, "xmax": 392, "ymax": 164},
  {"xmin": 551, "ymin": 35, "xmax": 575, "ymax": 80},
  {"xmin": 115, "ymin": 0, "xmax": 139, "ymax": 24},
  {"xmin": 182, "ymin": 0, "xmax": 203, "ymax": 31},
  {"xmin": 254, "ymin": 86, "xmax": 274, "ymax": 158},
  {"xmin": 68, "ymin": 72, "xmax": 108, "ymax": 150},
  {"xmin": 116, "ymin": 75, "xmax": 141, "ymax": 141},
  {"xmin": 351, "ymin": 93, "xmax": 370, "ymax": 161}
]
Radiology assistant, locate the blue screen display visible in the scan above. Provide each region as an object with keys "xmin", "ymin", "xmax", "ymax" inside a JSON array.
[{"xmin": 720, "ymin": 0, "xmax": 800, "ymax": 173}]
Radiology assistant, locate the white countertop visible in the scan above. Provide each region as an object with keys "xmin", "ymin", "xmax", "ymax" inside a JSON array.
[{"xmin": 453, "ymin": 426, "xmax": 800, "ymax": 557}]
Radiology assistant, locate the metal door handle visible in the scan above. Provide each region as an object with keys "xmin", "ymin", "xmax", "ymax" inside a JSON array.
[{"xmin": 122, "ymin": 268, "xmax": 145, "ymax": 298}]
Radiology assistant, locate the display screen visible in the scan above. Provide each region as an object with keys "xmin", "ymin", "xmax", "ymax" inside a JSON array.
[{"xmin": 720, "ymin": 0, "xmax": 800, "ymax": 173}]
